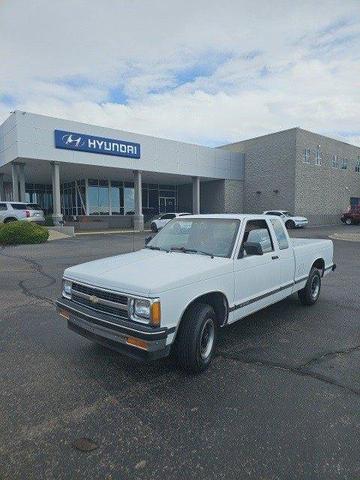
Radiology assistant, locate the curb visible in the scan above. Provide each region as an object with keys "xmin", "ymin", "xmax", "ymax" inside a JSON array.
[{"xmin": 75, "ymin": 229, "xmax": 151, "ymax": 236}]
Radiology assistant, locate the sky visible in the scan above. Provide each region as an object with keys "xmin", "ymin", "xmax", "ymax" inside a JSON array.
[{"xmin": 0, "ymin": 0, "xmax": 360, "ymax": 146}]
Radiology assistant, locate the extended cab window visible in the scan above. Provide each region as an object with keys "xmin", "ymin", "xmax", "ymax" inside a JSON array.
[
  {"xmin": 0, "ymin": 203, "xmax": 7, "ymax": 211},
  {"xmin": 239, "ymin": 220, "xmax": 274, "ymax": 257},
  {"xmin": 270, "ymin": 219, "xmax": 289, "ymax": 249}
]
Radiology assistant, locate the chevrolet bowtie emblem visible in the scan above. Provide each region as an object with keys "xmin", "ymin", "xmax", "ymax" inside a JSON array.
[{"xmin": 89, "ymin": 295, "xmax": 99, "ymax": 304}]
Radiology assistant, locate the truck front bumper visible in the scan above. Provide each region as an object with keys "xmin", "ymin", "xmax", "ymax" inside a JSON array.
[{"xmin": 56, "ymin": 298, "xmax": 174, "ymax": 361}]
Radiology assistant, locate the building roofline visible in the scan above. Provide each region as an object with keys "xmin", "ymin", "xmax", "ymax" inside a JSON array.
[
  {"xmin": 220, "ymin": 126, "xmax": 360, "ymax": 150},
  {"xmin": 9, "ymin": 110, "xmax": 218, "ymax": 151},
  {"xmin": 295, "ymin": 127, "xmax": 360, "ymax": 149},
  {"xmin": 219, "ymin": 127, "xmax": 299, "ymax": 147}
]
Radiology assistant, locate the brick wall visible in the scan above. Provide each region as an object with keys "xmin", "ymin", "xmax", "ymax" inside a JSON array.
[{"xmin": 295, "ymin": 129, "xmax": 360, "ymax": 225}]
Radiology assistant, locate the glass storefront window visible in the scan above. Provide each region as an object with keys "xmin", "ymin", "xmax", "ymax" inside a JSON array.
[
  {"xmin": 124, "ymin": 186, "xmax": 135, "ymax": 214},
  {"xmin": 88, "ymin": 179, "xmax": 99, "ymax": 215},
  {"xmin": 25, "ymin": 183, "xmax": 53, "ymax": 214},
  {"xmin": 26, "ymin": 179, "xmax": 178, "ymax": 217},
  {"xmin": 98, "ymin": 180, "xmax": 109, "ymax": 215},
  {"xmin": 62, "ymin": 180, "xmax": 86, "ymax": 216},
  {"xmin": 111, "ymin": 182, "xmax": 124, "ymax": 215}
]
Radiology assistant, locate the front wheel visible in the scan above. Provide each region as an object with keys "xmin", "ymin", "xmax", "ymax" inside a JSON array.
[
  {"xmin": 151, "ymin": 222, "xmax": 158, "ymax": 233},
  {"xmin": 286, "ymin": 220, "xmax": 295, "ymax": 229},
  {"xmin": 174, "ymin": 303, "xmax": 218, "ymax": 373},
  {"xmin": 298, "ymin": 268, "xmax": 321, "ymax": 306}
]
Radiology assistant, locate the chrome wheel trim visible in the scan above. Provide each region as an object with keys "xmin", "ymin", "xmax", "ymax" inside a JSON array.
[
  {"xmin": 345, "ymin": 218, "xmax": 352, "ymax": 225},
  {"xmin": 311, "ymin": 275, "xmax": 320, "ymax": 299},
  {"xmin": 200, "ymin": 318, "xmax": 215, "ymax": 360}
]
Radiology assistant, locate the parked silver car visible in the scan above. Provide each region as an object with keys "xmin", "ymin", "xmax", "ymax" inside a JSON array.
[{"xmin": 0, "ymin": 202, "xmax": 45, "ymax": 224}]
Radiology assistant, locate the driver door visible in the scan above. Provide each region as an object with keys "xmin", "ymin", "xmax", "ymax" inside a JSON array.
[{"xmin": 231, "ymin": 218, "xmax": 281, "ymax": 323}]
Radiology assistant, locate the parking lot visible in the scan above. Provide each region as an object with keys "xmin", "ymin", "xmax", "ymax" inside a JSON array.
[{"xmin": 1, "ymin": 225, "xmax": 360, "ymax": 479}]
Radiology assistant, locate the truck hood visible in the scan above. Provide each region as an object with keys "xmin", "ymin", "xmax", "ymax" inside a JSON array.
[{"xmin": 64, "ymin": 249, "xmax": 232, "ymax": 296}]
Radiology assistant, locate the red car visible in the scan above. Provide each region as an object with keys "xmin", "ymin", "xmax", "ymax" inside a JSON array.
[{"xmin": 341, "ymin": 206, "xmax": 360, "ymax": 225}]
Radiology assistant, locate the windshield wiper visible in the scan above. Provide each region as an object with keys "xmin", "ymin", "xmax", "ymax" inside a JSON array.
[
  {"xmin": 169, "ymin": 246, "xmax": 214, "ymax": 258},
  {"xmin": 144, "ymin": 245, "xmax": 163, "ymax": 251}
]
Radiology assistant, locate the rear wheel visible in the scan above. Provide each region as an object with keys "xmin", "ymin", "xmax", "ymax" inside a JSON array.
[
  {"xmin": 4, "ymin": 217, "xmax": 17, "ymax": 223},
  {"xmin": 345, "ymin": 218, "xmax": 352, "ymax": 225},
  {"xmin": 285, "ymin": 220, "xmax": 295, "ymax": 229},
  {"xmin": 151, "ymin": 222, "xmax": 158, "ymax": 233},
  {"xmin": 298, "ymin": 268, "xmax": 321, "ymax": 306},
  {"xmin": 174, "ymin": 303, "xmax": 218, "ymax": 373}
]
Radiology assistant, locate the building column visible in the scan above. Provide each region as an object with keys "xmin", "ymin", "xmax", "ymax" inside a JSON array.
[
  {"xmin": 133, "ymin": 170, "xmax": 144, "ymax": 231},
  {"xmin": 192, "ymin": 176, "xmax": 200, "ymax": 214},
  {"xmin": 11, "ymin": 162, "xmax": 19, "ymax": 201},
  {"xmin": 0, "ymin": 174, "xmax": 5, "ymax": 200},
  {"xmin": 51, "ymin": 162, "xmax": 63, "ymax": 225},
  {"xmin": 18, "ymin": 163, "xmax": 26, "ymax": 201}
]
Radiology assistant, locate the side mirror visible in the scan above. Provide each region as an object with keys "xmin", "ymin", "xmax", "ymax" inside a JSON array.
[
  {"xmin": 145, "ymin": 236, "xmax": 152, "ymax": 245},
  {"xmin": 243, "ymin": 241, "xmax": 263, "ymax": 256}
]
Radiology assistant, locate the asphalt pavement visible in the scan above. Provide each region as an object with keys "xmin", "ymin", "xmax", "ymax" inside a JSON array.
[{"xmin": 0, "ymin": 225, "xmax": 360, "ymax": 479}]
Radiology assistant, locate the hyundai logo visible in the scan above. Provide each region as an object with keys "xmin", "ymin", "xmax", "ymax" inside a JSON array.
[
  {"xmin": 55, "ymin": 129, "xmax": 141, "ymax": 158},
  {"xmin": 62, "ymin": 133, "xmax": 85, "ymax": 148}
]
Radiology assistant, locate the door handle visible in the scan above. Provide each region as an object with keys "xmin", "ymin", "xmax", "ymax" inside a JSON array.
[{"xmin": 272, "ymin": 255, "xmax": 279, "ymax": 260}]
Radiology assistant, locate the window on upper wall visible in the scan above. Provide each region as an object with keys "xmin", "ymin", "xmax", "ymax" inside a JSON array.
[
  {"xmin": 341, "ymin": 159, "xmax": 348, "ymax": 170},
  {"xmin": 332, "ymin": 154, "xmax": 339, "ymax": 168},
  {"xmin": 315, "ymin": 147, "xmax": 322, "ymax": 166},
  {"xmin": 303, "ymin": 148, "xmax": 311, "ymax": 163},
  {"xmin": 355, "ymin": 158, "xmax": 360, "ymax": 173}
]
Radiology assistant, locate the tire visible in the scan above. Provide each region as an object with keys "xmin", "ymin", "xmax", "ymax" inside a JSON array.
[
  {"xmin": 4, "ymin": 217, "xmax": 17, "ymax": 223},
  {"xmin": 298, "ymin": 268, "xmax": 321, "ymax": 306},
  {"xmin": 345, "ymin": 218, "xmax": 352, "ymax": 225},
  {"xmin": 151, "ymin": 222, "xmax": 158, "ymax": 233},
  {"xmin": 285, "ymin": 220, "xmax": 295, "ymax": 229},
  {"xmin": 174, "ymin": 303, "xmax": 218, "ymax": 373}
]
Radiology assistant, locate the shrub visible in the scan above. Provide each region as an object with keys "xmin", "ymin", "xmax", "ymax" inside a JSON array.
[{"xmin": 0, "ymin": 221, "xmax": 49, "ymax": 245}]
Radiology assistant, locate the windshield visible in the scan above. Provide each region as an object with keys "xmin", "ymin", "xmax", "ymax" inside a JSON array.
[
  {"xmin": 146, "ymin": 218, "xmax": 240, "ymax": 258},
  {"xmin": 283, "ymin": 211, "xmax": 293, "ymax": 217}
]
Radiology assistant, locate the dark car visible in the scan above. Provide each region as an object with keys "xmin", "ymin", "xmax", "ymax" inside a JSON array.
[{"xmin": 341, "ymin": 207, "xmax": 360, "ymax": 225}]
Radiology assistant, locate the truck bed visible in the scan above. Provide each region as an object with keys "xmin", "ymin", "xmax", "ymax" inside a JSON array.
[{"xmin": 290, "ymin": 237, "xmax": 334, "ymax": 285}]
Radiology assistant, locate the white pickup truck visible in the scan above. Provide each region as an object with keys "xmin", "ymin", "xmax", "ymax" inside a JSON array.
[{"xmin": 57, "ymin": 214, "xmax": 335, "ymax": 372}]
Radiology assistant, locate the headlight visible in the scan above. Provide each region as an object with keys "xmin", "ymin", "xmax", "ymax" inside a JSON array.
[
  {"xmin": 62, "ymin": 279, "xmax": 72, "ymax": 299},
  {"xmin": 134, "ymin": 299, "xmax": 150, "ymax": 319},
  {"xmin": 129, "ymin": 298, "xmax": 161, "ymax": 326}
]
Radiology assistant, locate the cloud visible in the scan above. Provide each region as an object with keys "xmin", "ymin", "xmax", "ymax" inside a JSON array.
[{"xmin": 0, "ymin": 0, "xmax": 360, "ymax": 145}]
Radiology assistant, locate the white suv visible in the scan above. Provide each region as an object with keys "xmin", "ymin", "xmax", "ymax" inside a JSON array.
[
  {"xmin": 150, "ymin": 212, "xmax": 191, "ymax": 232},
  {"xmin": 0, "ymin": 202, "xmax": 45, "ymax": 224},
  {"xmin": 263, "ymin": 210, "xmax": 308, "ymax": 229}
]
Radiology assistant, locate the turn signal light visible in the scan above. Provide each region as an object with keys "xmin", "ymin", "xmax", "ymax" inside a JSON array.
[
  {"xmin": 59, "ymin": 308, "xmax": 70, "ymax": 320},
  {"xmin": 25, "ymin": 210, "xmax": 30, "ymax": 218},
  {"xmin": 126, "ymin": 337, "xmax": 148, "ymax": 350},
  {"xmin": 150, "ymin": 301, "xmax": 161, "ymax": 327}
]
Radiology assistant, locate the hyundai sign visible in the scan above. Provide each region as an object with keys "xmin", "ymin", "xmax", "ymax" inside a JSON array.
[{"xmin": 54, "ymin": 130, "xmax": 140, "ymax": 159}]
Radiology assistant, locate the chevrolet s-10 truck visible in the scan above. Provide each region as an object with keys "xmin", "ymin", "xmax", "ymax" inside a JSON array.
[{"xmin": 57, "ymin": 214, "xmax": 335, "ymax": 372}]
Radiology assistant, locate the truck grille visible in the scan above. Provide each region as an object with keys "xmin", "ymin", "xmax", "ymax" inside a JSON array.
[{"xmin": 71, "ymin": 282, "xmax": 129, "ymax": 320}]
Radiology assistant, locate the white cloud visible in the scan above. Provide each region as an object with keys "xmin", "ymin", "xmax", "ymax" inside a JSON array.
[{"xmin": 0, "ymin": 0, "xmax": 360, "ymax": 145}]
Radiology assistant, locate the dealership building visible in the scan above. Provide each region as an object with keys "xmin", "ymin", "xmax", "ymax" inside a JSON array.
[{"xmin": 0, "ymin": 111, "xmax": 359, "ymax": 229}]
